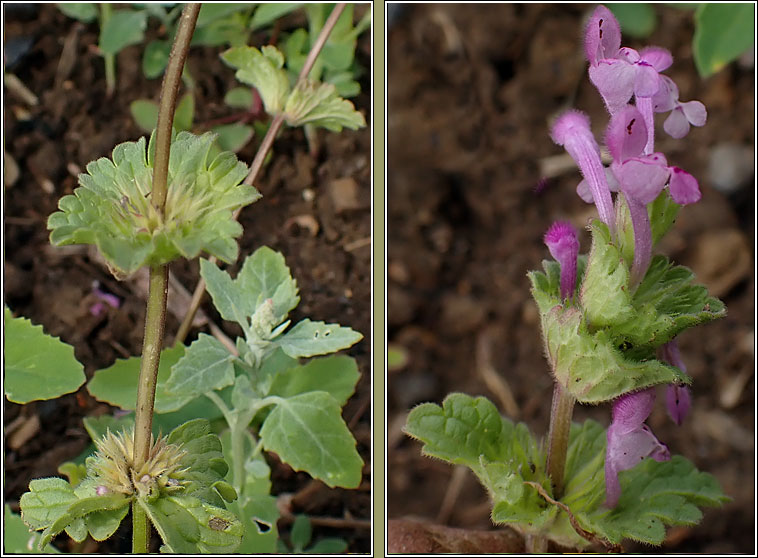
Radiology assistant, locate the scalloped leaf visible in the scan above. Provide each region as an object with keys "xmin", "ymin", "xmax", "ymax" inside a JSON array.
[
  {"xmin": 404, "ymin": 393, "xmax": 554, "ymax": 530},
  {"xmin": 537, "ymin": 302, "xmax": 689, "ymax": 403},
  {"xmin": 260, "ymin": 392, "xmax": 362, "ymax": 488},
  {"xmin": 578, "ymin": 221, "xmax": 725, "ymax": 355},
  {"xmin": 47, "ymin": 132, "xmax": 260, "ymax": 278},
  {"xmin": 4, "ymin": 307, "xmax": 85, "ymax": 404},
  {"xmin": 283, "ymin": 80, "xmax": 366, "ymax": 131},
  {"xmin": 168, "ymin": 419, "xmax": 233, "ymax": 507},
  {"xmin": 276, "ymin": 319, "xmax": 363, "ymax": 359},
  {"xmin": 221, "ymin": 45, "xmax": 290, "ymax": 114},
  {"xmin": 267, "ymin": 354, "xmax": 359, "ymax": 406},
  {"xmin": 555, "ymin": 420, "xmax": 730, "ymax": 547},
  {"xmin": 139, "ymin": 495, "xmax": 242, "ymax": 554}
]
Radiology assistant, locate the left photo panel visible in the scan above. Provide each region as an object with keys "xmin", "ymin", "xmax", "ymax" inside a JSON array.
[{"xmin": 4, "ymin": 3, "xmax": 372, "ymax": 554}]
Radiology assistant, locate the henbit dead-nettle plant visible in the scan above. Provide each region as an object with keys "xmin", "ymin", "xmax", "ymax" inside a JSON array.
[{"xmin": 404, "ymin": 5, "xmax": 728, "ymax": 553}]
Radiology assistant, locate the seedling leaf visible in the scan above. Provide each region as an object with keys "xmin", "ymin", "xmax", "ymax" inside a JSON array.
[
  {"xmin": 283, "ymin": 80, "xmax": 366, "ymax": 131},
  {"xmin": 4, "ymin": 504, "xmax": 60, "ymax": 553},
  {"xmin": 99, "ymin": 9, "xmax": 147, "ymax": 56},
  {"xmin": 4, "ymin": 307, "xmax": 85, "ymax": 404},
  {"xmin": 267, "ymin": 354, "xmax": 359, "ymax": 406},
  {"xmin": 221, "ymin": 45, "xmax": 290, "ymax": 114},
  {"xmin": 260, "ymin": 392, "xmax": 363, "ymax": 488},
  {"xmin": 276, "ymin": 319, "xmax": 363, "ymax": 358},
  {"xmin": 164, "ymin": 334, "xmax": 236, "ymax": 398},
  {"xmin": 694, "ymin": 4, "xmax": 755, "ymax": 77}
]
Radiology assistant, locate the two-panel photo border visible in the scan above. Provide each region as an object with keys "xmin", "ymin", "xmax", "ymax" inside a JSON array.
[{"xmin": 2, "ymin": 1, "xmax": 756, "ymax": 556}]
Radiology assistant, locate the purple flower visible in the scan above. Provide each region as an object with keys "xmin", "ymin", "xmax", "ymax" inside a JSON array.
[
  {"xmin": 585, "ymin": 6, "xmax": 671, "ymax": 114},
  {"xmin": 651, "ymin": 75, "xmax": 707, "ymax": 139},
  {"xmin": 551, "ymin": 110, "xmax": 616, "ymax": 232},
  {"xmin": 605, "ymin": 389, "xmax": 670, "ymax": 508},
  {"xmin": 544, "ymin": 221, "xmax": 580, "ymax": 301},
  {"xmin": 90, "ymin": 281, "xmax": 121, "ymax": 317},
  {"xmin": 660, "ymin": 340, "xmax": 692, "ymax": 426}
]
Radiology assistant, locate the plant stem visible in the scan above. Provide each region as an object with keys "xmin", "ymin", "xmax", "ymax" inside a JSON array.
[
  {"xmin": 132, "ymin": 500, "xmax": 149, "ymax": 554},
  {"xmin": 131, "ymin": 5, "xmax": 200, "ymax": 554},
  {"xmin": 99, "ymin": 4, "xmax": 116, "ymax": 97},
  {"xmin": 526, "ymin": 533, "xmax": 548, "ymax": 553},
  {"xmin": 545, "ymin": 383, "xmax": 576, "ymax": 499},
  {"xmin": 174, "ymin": 3, "xmax": 348, "ymax": 345}
]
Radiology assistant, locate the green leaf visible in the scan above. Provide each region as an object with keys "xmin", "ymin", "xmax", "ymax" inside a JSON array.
[
  {"xmin": 577, "ymin": 221, "xmax": 725, "ymax": 358},
  {"xmin": 130, "ymin": 99, "xmax": 159, "ymax": 133},
  {"xmin": 221, "ymin": 46, "xmax": 290, "ymax": 115},
  {"xmin": 308, "ymin": 538, "xmax": 349, "ymax": 553},
  {"xmin": 558, "ymin": 420, "xmax": 730, "ymax": 546},
  {"xmin": 82, "ymin": 414, "xmax": 134, "ymax": 443},
  {"xmin": 20, "ymin": 477, "xmax": 129, "ymax": 549},
  {"xmin": 260, "ymin": 392, "xmax": 363, "ymax": 488},
  {"xmin": 87, "ymin": 344, "xmax": 190, "ymax": 412},
  {"xmin": 58, "ymin": 462, "xmax": 88, "ymax": 488},
  {"xmin": 4, "ymin": 505, "xmax": 60, "ymax": 553},
  {"xmin": 404, "ymin": 393, "xmax": 554, "ymax": 531},
  {"xmin": 57, "ymin": 3, "xmax": 97, "ymax": 22},
  {"xmin": 139, "ymin": 495, "xmax": 243, "ymax": 553},
  {"xmin": 276, "ymin": 319, "xmax": 363, "ymax": 359},
  {"xmin": 20, "ymin": 478, "xmax": 77, "ymax": 532},
  {"xmin": 283, "ymin": 81, "xmax": 366, "ymax": 131},
  {"xmin": 164, "ymin": 334, "xmax": 236, "ymax": 398},
  {"xmin": 694, "ymin": 4, "xmax": 755, "ymax": 77},
  {"xmin": 268, "ymin": 354, "xmax": 360, "ymax": 406},
  {"xmin": 237, "ymin": 247, "xmax": 300, "ymax": 321},
  {"xmin": 532, "ymin": 297, "xmax": 689, "ymax": 403},
  {"xmin": 99, "ymin": 9, "xmax": 147, "ymax": 56},
  {"xmin": 579, "ymin": 221, "xmax": 634, "ymax": 329},
  {"xmin": 290, "ymin": 514, "xmax": 312, "ymax": 550},
  {"xmin": 648, "ymin": 189, "xmax": 681, "ymax": 246},
  {"xmin": 212, "ymin": 123, "xmax": 254, "ymax": 153},
  {"xmin": 4, "ymin": 307, "xmax": 85, "ymax": 404},
  {"xmin": 251, "ymin": 3, "xmax": 303, "ymax": 30},
  {"xmin": 196, "ymin": 3, "xmax": 252, "ymax": 26},
  {"xmin": 174, "ymin": 92, "xmax": 195, "ymax": 132},
  {"xmin": 142, "ymin": 39, "xmax": 170, "ymax": 79},
  {"xmin": 607, "ymin": 4, "xmax": 658, "ymax": 38},
  {"xmin": 48, "ymin": 132, "xmax": 259, "ymax": 277},
  {"xmin": 223, "ymin": 86, "xmax": 254, "ymax": 109},
  {"xmin": 168, "ymin": 419, "xmax": 231, "ymax": 506}
]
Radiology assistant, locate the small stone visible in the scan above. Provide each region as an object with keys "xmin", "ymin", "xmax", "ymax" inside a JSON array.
[{"xmin": 329, "ymin": 177, "xmax": 367, "ymax": 213}]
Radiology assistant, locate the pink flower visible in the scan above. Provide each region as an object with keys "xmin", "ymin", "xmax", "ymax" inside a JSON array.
[
  {"xmin": 605, "ymin": 389, "xmax": 670, "ymax": 508},
  {"xmin": 544, "ymin": 221, "xmax": 580, "ymax": 301}
]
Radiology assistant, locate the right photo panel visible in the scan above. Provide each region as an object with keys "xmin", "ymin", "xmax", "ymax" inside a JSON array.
[{"xmin": 387, "ymin": 3, "xmax": 754, "ymax": 554}]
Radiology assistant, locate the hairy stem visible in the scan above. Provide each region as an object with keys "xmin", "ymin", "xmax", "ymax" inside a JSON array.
[
  {"xmin": 174, "ymin": 3, "xmax": 348, "ymax": 344},
  {"xmin": 131, "ymin": 5, "xmax": 200, "ymax": 554},
  {"xmin": 132, "ymin": 500, "xmax": 149, "ymax": 554},
  {"xmin": 545, "ymin": 383, "xmax": 576, "ymax": 499},
  {"xmin": 525, "ymin": 533, "xmax": 548, "ymax": 553}
]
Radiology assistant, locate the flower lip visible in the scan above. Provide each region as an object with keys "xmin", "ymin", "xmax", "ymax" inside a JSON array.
[
  {"xmin": 606, "ymin": 105, "xmax": 647, "ymax": 162},
  {"xmin": 605, "ymin": 388, "xmax": 671, "ymax": 508}
]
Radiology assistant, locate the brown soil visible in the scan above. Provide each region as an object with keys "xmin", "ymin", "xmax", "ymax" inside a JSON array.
[
  {"xmin": 4, "ymin": 4, "xmax": 370, "ymax": 553},
  {"xmin": 387, "ymin": 4, "xmax": 754, "ymax": 554}
]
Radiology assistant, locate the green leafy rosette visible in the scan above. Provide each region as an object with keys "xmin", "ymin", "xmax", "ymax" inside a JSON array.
[{"xmin": 47, "ymin": 131, "xmax": 260, "ymax": 278}]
